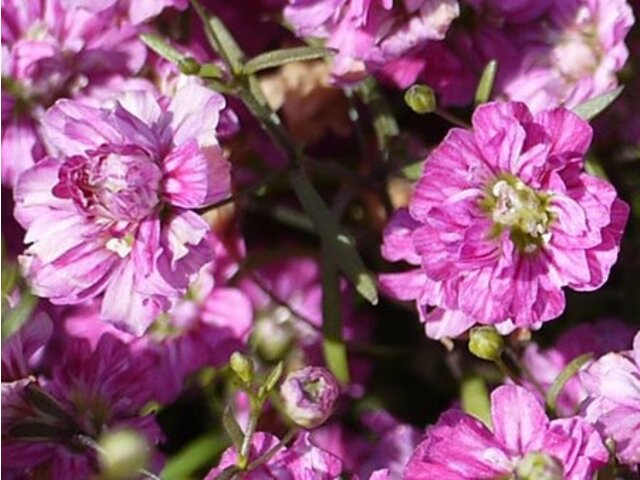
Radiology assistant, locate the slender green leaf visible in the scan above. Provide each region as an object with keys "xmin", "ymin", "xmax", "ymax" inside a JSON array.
[
  {"xmin": 140, "ymin": 34, "xmax": 184, "ymax": 64},
  {"xmin": 2, "ymin": 291, "xmax": 37, "ymax": 343},
  {"xmin": 199, "ymin": 63, "xmax": 223, "ymax": 78},
  {"xmin": 9, "ymin": 419, "xmax": 74, "ymax": 441},
  {"xmin": 258, "ymin": 361, "xmax": 284, "ymax": 399},
  {"xmin": 356, "ymin": 78, "xmax": 399, "ymax": 160},
  {"xmin": 573, "ymin": 87, "xmax": 624, "ymax": 120},
  {"xmin": 161, "ymin": 433, "xmax": 229, "ymax": 480},
  {"xmin": 222, "ymin": 406, "xmax": 244, "ymax": 452},
  {"xmin": 25, "ymin": 384, "xmax": 78, "ymax": 426},
  {"xmin": 461, "ymin": 375, "xmax": 491, "ymax": 427},
  {"xmin": 244, "ymin": 47, "xmax": 334, "ymax": 74},
  {"xmin": 289, "ymin": 169, "xmax": 378, "ymax": 304},
  {"xmin": 546, "ymin": 353, "xmax": 592, "ymax": 413},
  {"xmin": 321, "ymin": 246, "xmax": 350, "ymax": 384},
  {"xmin": 474, "ymin": 59, "xmax": 497, "ymax": 105}
]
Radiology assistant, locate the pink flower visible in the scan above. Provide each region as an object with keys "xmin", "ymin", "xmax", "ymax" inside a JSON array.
[
  {"xmin": 381, "ymin": 102, "xmax": 629, "ymax": 336},
  {"xmin": 280, "ymin": 366, "xmax": 340, "ymax": 428},
  {"xmin": 580, "ymin": 331, "xmax": 640, "ymax": 465},
  {"xmin": 284, "ymin": 0, "xmax": 460, "ymax": 87},
  {"xmin": 405, "ymin": 385, "xmax": 609, "ymax": 479},
  {"xmin": 1, "ymin": 0, "xmax": 146, "ymax": 186},
  {"xmin": 523, "ymin": 318, "xmax": 635, "ymax": 415},
  {"xmin": 14, "ymin": 83, "xmax": 232, "ymax": 334},
  {"xmin": 61, "ymin": 0, "xmax": 188, "ymax": 25},
  {"xmin": 205, "ymin": 431, "xmax": 343, "ymax": 479},
  {"xmin": 2, "ymin": 325, "xmax": 162, "ymax": 479},
  {"xmin": 494, "ymin": 0, "xmax": 635, "ymax": 112}
]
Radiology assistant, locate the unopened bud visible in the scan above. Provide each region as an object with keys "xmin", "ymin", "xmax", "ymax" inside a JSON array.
[
  {"xmin": 179, "ymin": 57, "xmax": 200, "ymax": 75},
  {"xmin": 468, "ymin": 326, "xmax": 504, "ymax": 361},
  {"xmin": 251, "ymin": 316, "xmax": 295, "ymax": 362},
  {"xmin": 404, "ymin": 84, "xmax": 436, "ymax": 114},
  {"xmin": 515, "ymin": 452, "xmax": 564, "ymax": 480},
  {"xmin": 98, "ymin": 428, "xmax": 149, "ymax": 480},
  {"xmin": 280, "ymin": 366, "xmax": 339, "ymax": 429},
  {"xmin": 230, "ymin": 352, "xmax": 254, "ymax": 385}
]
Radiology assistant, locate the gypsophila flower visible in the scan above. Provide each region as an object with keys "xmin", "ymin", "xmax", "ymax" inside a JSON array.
[
  {"xmin": 280, "ymin": 366, "xmax": 340, "ymax": 428},
  {"xmin": 381, "ymin": 101, "xmax": 629, "ymax": 337}
]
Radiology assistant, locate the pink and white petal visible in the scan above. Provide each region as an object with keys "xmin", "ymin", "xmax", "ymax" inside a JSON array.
[
  {"xmin": 128, "ymin": 0, "xmax": 188, "ymax": 24},
  {"xmin": 162, "ymin": 210, "xmax": 210, "ymax": 266},
  {"xmin": 381, "ymin": 208, "xmax": 421, "ymax": 264},
  {"xmin": 534, "ymin": 107, "xmax": 593, "ymax": 158},
  {"xmin": 13, "ymin": 157, "xmax": 71, "ymax": 228},
  {"xmin": 109, "ymin": 101, "xmax": 160, "ymax": 156},
  {"xmin": 163, "ymin": 141, "xmax": 231, "ymax": 208},
  {"xmin": 491, "ymin": 385, "xmax": 549, "ymax": 454},
  {"xmin": 379, "ymin": 270, "xmax": 428, "ymax": 302},
  {"xmin": 115, "ymin": 90, "xmax": 163, "ymax": 131},
  {"xmin": 42, "ymin": 100, "xmax": 122, "ymax": 156},
  {"xmin": 202, "ymin": 287, "xmax": 253, "ymax": 339},
  {"xmin": 1, "ymin": 115, "xmax": 45, "ymax": 187},
  {"xmin": 167, "ymin": 82, "xmax": 226, "ymax": 147},
  {"xmin": 422, "ymin": 307, "xmax": 476, "ymax": 340}
]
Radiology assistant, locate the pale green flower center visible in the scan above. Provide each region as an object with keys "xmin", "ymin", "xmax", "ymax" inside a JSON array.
[
  {"xmin": 514, "ymin": 452, "xmax": 564, "ymax": 480},
  {"xmin": 481, "ymin": 175, "xmax": 553, "ymax": 253}
]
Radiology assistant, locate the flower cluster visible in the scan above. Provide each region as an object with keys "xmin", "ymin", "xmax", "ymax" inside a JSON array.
[{"xmin": 1, "ymin": 0, "xmax": 638, "ymax": 479}]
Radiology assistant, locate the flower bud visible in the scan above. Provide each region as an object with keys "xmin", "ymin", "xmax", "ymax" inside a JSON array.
[
  {"xmin": 468, "ymin": 326, "xmax": 504, "ymax": 361},
  {"xmin": 230, "ymin": 352, "xmax": 255, "ymax": 385},
  {"xmin": 515, "ymin": 452, "xmax": 564, "ymax": 480},
  {"xmin": 251, "ymin": 316, "xmax": 295, "ymax": 362},
  {"xmin": 98, "ymin": 428, "xmax": 149, "ymax": 480},
  {"xmin": 404, "ymin": 84, "xmax": 436, "ymax": 114},
  {"xmin": 178, "ymin": 57, "xmax": 200, "ymax": 75},
  {"xmin": 280, "ymin": 366, "xmax": 339, "ymax": 429}
]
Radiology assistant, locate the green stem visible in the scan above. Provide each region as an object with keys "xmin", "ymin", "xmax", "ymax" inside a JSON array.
[
  {"xmin": 494, "ymin": 357, "xmax": 522, "ymax": 386},
  {"xmin": 246, "ymin": 428, "xmax": 298, "ymax": 471}
]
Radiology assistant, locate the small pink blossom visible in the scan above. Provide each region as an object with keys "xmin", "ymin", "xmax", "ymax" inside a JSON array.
[
  {"xmin": 61, "ymin": 0, "xmax": 188, "ymax": 24},
  {"xmin": 205, "ymin": 431, "xmax": 343, "ymax": 479},
  {"xmin": 405, "ymin": 385, "xmax": 608, "ymax": 479},
  {"xmin": 580, "ymin": 331, "xmax": 640, "ymax": 465},
  {"xmin": 381, "ymin": 101, "xmax": 629, "ymax": 337},
  {"xmin": 280, "ymin": 366, "xmax": 340, "ymax": 428},
  {"xmin": 284, "ymin": 0, "xmax": 460, "ymax": 87},
  {"xmin": 14, "ymin": 83, "xmax": 232, "ymax": 334}
]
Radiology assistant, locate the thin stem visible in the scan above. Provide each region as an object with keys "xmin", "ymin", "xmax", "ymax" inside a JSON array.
[
  {"xmin": 505, "ymin": 348, "xmax": 547, "ymax": 398},
  {"xmin": 435, "ymin": 108, "xmax": 471, "ymax": 129},
  {"xmin": 494, "ymin": 357, "xmax": 522, "ymax": 386},
  {"xmin": 246, "ymin": 428, "xmax": 298, "ymax": 471},
  {"xmin": 238, "ymin": 400, "xmax": 260, "ymax": 469}
]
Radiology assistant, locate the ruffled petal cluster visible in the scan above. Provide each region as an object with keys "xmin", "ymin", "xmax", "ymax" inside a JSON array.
[
  {"xmin": 14, "ymin": 83, "xmax": 232, "ymax": 334},
  {"xmin": 381, "ymin": 101, "xmax": 629, "ymax": 338}
]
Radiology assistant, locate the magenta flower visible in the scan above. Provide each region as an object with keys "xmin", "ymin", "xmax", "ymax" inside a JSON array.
[
  {"xmin": 1, "ymin": 0, "xmax": 146, "ymax": 186},
  {"xmin": 2, "ymin": 325, "xmax": 162, "ymax": 479},
  {"xmin": 405, "ymin": 385, "xmax": 608, "ymax": 479},
  {"xmin": 523, "ymin": 318, "xmax": 635, "ymax": 415},
  {"xmin": 381, "ymin": 102, "xmax": 629, "ymax": 336},
  {"xmin": 14, "ymin": 83, "xmax": 232, "ymax": 334},
  {"xmin": 580, "ymin": 331, "xmax": 640, "ymax": 465},
  {"xmin": 206, "ymin": 431, "xmax": 343, "ymax": 479},
  {"xmin": 284, "ymin": 0, "xmax": 460, "ymax": 87}
]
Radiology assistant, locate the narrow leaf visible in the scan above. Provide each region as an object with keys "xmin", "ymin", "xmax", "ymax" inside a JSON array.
[
  {"xmin": 25, "ymin": 384, "xmax": 78, "ymax": 427},
  {"xmin": 546, "ymin": 353, "xmax": 592, "ymax": 413},
  {"xmin": 191, "ymin": 0, "xmax": 244, "ymax": 73},
  {"xmin": 9, "ymin": 419, "xmax": 74, "ymax": 441},
  {"xmin": 474, "ymin": 59, "xmax": 497, "ymax": 105},
  {"xmin": 461, "ymin": 375, "xmax": 491, "ymax": 427},
  {"xmin": 244, "ymin": 47, "xmax": 334, "ymax": 75},
  {"xmin": 258, "ymin": 362, "xmax": 284, "ymax": 399},
  {"xmin": 356, "ymin": 78, "xmax": 399, "ymax": 160},
  {"xmin": 161, "ymin": 433, "xmax": 229, "ymax": 480},
  {"xmin": 573, "ymin": 87, "xmax": 624, "ymax": 120},
  {"xmin": 222, "ymin": 406, "xmax": 244, "ymax": 452},
  {"xmin": 140, "ymin": 34, "xmax": 184, "ymax": 64},
  {"xmin": 2, "ymin": 291, "xmax": 37, "ymax": 343},
  {"xmin": 321, "ymin": 246, "xmax": 350, "ymax": 385},
  {"xmin": 289, "ymin": 169, "xmax": 378, "ymax": 304}
]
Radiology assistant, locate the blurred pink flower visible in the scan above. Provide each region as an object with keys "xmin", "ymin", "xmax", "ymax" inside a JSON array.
[
  {"xmin": 284, "ymin": 0, "xmax": 460, "ymax": 87},
  {"xmin": 61, "ymin": 0, "xmax": 188, "ymax": 24},
  {"xmin": 580, "ymin": 331, "xmax": 640, "ymax": 465},
  {"xmin": 381, "ymin": 102, "xmax": 628, "ymax": 337},
  {"xmin": 206, "ymin": 431, "xmax": 343, "ymax": 479},
  {"xmin": 14, "ymin": 83, "xmax": 232, "ymax": 334},
  {"xmin": 405, "ymin": 385, "xmax": 608, "ymax": 479},
  {"xmin": 523, "ymin": 318, "xmax": 635, "ymax": 415}
]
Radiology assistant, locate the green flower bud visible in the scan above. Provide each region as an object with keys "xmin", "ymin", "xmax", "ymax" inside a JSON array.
[
  {"xmin": 515, "ymin": 452, "xmax": 564, "ymax": 480},
  {"xmin": 404, "ymin": 84, "xmax": 437, "ymax": 114},
  {"xmin": 230, "ymin": 352, "xmax": 254, "ymax": 385},
  {"xmin": 178, "ymin": 57, "xmax": 200, "ymax": 75},
  {"xmin": 251, "ymin": 316, "xmax": 296, "ymax": 362},
  {"xmin": 468, "ymin": 326, "xmax": 504, "ymax": 361},
  {"xmin": 98, "ymin": 429, "xmax": 149, "ymax": 480}
]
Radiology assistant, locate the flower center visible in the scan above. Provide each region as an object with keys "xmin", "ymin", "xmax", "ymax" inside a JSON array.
[
  {"xmin": 515, "ymin": 452, "xmax": 564, "ymax": 480},
  {"xmin": 481, "ymin": 175, "xmax": 553, "ymax": 253}
]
